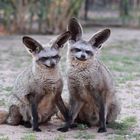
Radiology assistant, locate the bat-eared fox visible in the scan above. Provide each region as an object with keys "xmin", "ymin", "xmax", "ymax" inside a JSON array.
[
  {"xmin": 58, "ymin": 18, "xmax": 121, "ymax": 133},
  {"xmin": 0, "ymin": 31, "xmax": 70, "ymax": 132}
]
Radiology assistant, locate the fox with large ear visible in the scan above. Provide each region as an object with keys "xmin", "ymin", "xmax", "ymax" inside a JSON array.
[
  {"xmin": 58, "ymin": 18, "xmax": 121, "ymax": 133},
  {"xmin": 0, "ymin": 31, "xmax": 70, "ymax": 132}
]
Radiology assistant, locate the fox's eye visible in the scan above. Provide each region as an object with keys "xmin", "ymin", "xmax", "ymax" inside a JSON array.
[
  {"xmin": 52, "ymin": 55, "xmax": 60, "ymax": 59},
  {"xmin": 85, "ymin": 50, "xmax": 93, "ymax": 56},
  {"xmin": 70, "ymin": 48, "xmax": 74, "ymax": 52},
  {"xmin": 40, "ymin": 57, "xmax": 49, "ymax": 61},
  {"xmin": 71, "ymin": 48, "xmax": 81, "ymax": 52},
  {"xmin": 75, "ymin": 48, "xmax": 81, "ymax": 52}
]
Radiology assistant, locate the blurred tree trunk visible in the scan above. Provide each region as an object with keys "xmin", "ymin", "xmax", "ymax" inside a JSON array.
[
  {"xmin": 120, "ymin": 0, "xmax": 130, "ymax": 17},
  {"xmin": 84, "ymin": 0, "xmax": 89, "ymax": 21},
  {"xmin": 4, "ymin": 0, "xmax": 29, "ymax": 33},
  {"xmin": 1, "ymin": 0, "xmax": 83, "ymax": 34},
  {"xmin": 45, "ymin": 0, "xmax": 83, "ymax": 34},
  {"xmin": 14, "ymin": 1, "xmax": 26, "ymax": 33}
]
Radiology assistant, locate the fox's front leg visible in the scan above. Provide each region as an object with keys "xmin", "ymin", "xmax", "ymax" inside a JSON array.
[
  {"xmin": 98, "ymin": 101, "xmax": 107, "ymax": 133},
  {"xmin": 28, "ymin": 93, "xmax": 43, "ymax": 132},
  {"xmin": 91, "ymin": 90, "xmax": 107, "ymax": 133},
  {"xmin": 31, "ymin": 100, "xmax": 41, "ymax": 132},
  {"xmin": 55, "ymin": 80, "xmax": 69, "ymax": 123},
  {"xmin": 58, "ymin": 87, "xmax": 84, "ymax": 132},
  {"xmin": 55, "ymin": 96, "xmax": 69, "ymax": 121}
]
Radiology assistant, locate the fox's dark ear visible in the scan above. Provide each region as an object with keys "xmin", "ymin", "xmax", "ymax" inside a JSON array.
[
  {"xmin": 88, "ymin": 29, "xmax": 111, "ymax": 48},
  {"xmin": 67, "ymin": 17, "xmax": 83, "ymax": 42},
  {"xmin": 23, "ymin": 36, "xmax": 43, "ymax": 54},
  {"xmin": 52, "ymin": 31, "xmax": 71, "ymax": 49}
]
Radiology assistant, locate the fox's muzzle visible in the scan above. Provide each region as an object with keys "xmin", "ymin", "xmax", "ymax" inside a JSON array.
[
  {"xmin": 76, "ymin": 54, "xmax": 87, "ymax": 61},
  {"xmin": 45, "ymin": 61, "xmax": 56, "ymax": 68},
  {"xmin": 50, "ymin": 62, "xmax": 55, "ymax": 68}
]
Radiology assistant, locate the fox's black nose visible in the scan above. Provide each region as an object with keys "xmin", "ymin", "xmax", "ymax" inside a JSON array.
[
  {"xmin": 81, "ymin": 54, "xmax": 86, "ymax": 59},
  {"xmin": 50, "ymin": 62, "xmax": 55, "ymax": 68}
]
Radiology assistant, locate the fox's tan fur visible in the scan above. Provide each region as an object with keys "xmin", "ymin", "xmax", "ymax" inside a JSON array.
[
  {"xmin": 68, "ymin": 58, "xmax": 120, "ymax": 124},
  {"xmin": 0, "ymin": 32, "xmax": 70, "ymax": 131},
  {"xmin": 7, "ymin": 65, "xmax": 61, "ymax": 124},
  {"xmin": 58, "ymin": 18, "xmax": 121, "ymax": 133}
]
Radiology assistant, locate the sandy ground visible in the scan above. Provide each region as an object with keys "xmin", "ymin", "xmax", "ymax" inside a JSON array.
[{"xmin": 0, "ymin": 27, "xmax": 140, "ymax": 140}]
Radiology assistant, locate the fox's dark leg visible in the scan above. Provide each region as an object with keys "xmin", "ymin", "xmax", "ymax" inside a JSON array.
[
  {"xmin": 54, "ymin": 80, "xmax": 69, "ymax": 131},
  {"xmin": 20, "ymin": 120, "xmax": 32, "ymax": 128},
  {"xmin": 58, "ymin": 98, "xmax": 83, "ymax": 132},
  {"xmin": 98, "ymin": 101, "xmax": 107, "ymax": 133},
  {"xmin": 90, "ymin": 89, "xmax": 107, "ymax": 133},
  {"xmin": 23, "ymin": 121, "xmax": 32, "ymax": 128},
  {"xmin": 55, "ymin": 96, "xmax": 69, "ymax": 122},
  {"xmin": 55, "ymin": 80, "xmax": 69, "ymax": 121},
  {"xmin": 57, "ymin": 86, "xmax": 84, "ymax": 132},
  {"xmin": 31, "ymin": 100, "xmax": 41, "ymax": 132},
  {"xmin": 27, "ymin": 93, "xmax": 44, "ymax": 132}
]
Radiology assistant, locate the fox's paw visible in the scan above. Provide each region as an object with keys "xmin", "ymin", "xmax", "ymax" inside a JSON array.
[
  {"xmin": 57, "ymin": 127, "xmax": 68, "ymax": 132},
  {"xmin": 33, "ymin": 127, "xmax": 42, "ymax": 132},
  {"xmin": 98, "ymin": 127, "xmax": 107, "ymax": 133},
  {"xmin": 70, "ymin": 123, "xmax": 78, "ymax": 129},
  {"xmin": 24, "ymin": 121, "xmax": 32, "ymax": 128}
]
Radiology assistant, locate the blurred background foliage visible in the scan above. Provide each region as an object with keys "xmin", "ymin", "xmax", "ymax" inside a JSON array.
[
  {"xmin": 0, "ymin": 0, "xmax": 83, "ymax": 34},
  {"xmin": 0, "ymin": 0, "xmax": 140, "ymax": 34}
]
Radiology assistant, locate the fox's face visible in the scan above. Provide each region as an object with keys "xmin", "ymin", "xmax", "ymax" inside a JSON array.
[
  {"xmin": 23, "ymin": 31, "xmax": 70, "ymax": 69},
  {"xmin": 68, "ymin": 18, "xmax": 110, "ymax": 64},
  {"xmin": 33, "ymin": 47, "xmax": 60, "ymax": 68},
  {"xmin": 70, "ymin": 40, "xmax": 94, "ymax": 61}
]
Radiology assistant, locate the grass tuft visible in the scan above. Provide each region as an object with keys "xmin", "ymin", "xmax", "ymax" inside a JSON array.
[
  {"xmin": 77, "ymin": 124, "xmax": 88, "ymax": 130},
  {"xmin": 108, "ymin": 116, "xmax": 137, "ymax": 135},
  {"xmin": 21, "ymin": 133, "xmax": 36, "ymax": 140},
  {"xmin": 55, "ymin": 135, "xmax": 65, "ymax": 140},
  {"xmin": 74, "ymin": 131, "xmax": 95, "ymax": 140}
]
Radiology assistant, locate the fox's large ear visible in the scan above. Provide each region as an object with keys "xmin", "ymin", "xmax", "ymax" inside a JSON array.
[
  {"xmin": 52, "ymin": 31, "xmax": 71, "ymax": 49},
  {"xmin": 88, "ymin": 29, "xmax": 111, "ymax": 48},
  {"xmin": 67, "ymin": 17, "xmax": 83, "ymax": 42},
  {"xmin": 23, "ymin": 36, "xmax": 43, "ymax": 54}
]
